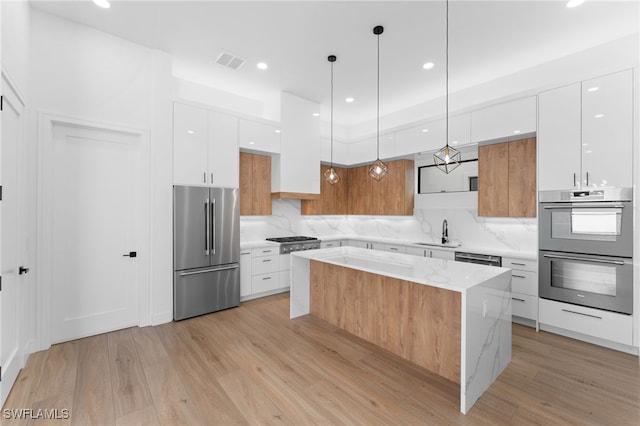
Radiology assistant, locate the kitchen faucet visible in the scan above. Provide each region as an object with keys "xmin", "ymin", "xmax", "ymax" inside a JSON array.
[{"xmin": 442, "ymin": 219, "xmax": 449, "ymax": 244}]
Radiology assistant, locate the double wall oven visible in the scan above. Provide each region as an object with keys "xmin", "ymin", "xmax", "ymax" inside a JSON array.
[{"xmin": 539, "ymin": 188, "xmax": 633, "ymax": 315}]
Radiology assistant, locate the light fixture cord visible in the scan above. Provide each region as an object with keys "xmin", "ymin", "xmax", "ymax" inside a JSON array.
[
  {"xmin": 445, "ymin": 0, "xmax": 449, "ymax": 149},
  {"xmin": 377, "ymin": 30, "xmax": 381, "ymax": 160},
  {"xmin": 330, "ymin": 60, "xmax": 334, "ymax": 169}
]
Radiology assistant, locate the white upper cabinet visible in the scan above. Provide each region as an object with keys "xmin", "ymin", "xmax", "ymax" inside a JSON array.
[
  {"xmin": 173, "ymin": 102, "xmax": 239, "ymax": 187},
  {"xmin": 209, "ymin": 111, "xmax": 239, "ymax": 188},
  {"xmin": 538, "ymin": 69, "xmax": 633, "ymax": 191},
  {"xmin": 320, "ymin": 137, "xmax": 349, "ymax": 165},
  {"xmin": 347, "ymin": 138, "xmax": 376, "ymax": 165},
  {"xmin": 395, "ymin": 120, "xmax": 445, "ymax": 157},
  {"xmin": 581, "ymin": 70, "xmax": 633, "ymax": 189},
  {"xmin": 173, "ymin": 102, "xmax": 209, "ymax": 185},
  {"xmin": 471, "ymin": 96, "xmax": 537, "ymax": 143},
  {"xmin": 538, "ymin": 83, "xmax": 582, "ymax": 191},
  {"xmin": 238, "ymin": 119, "xmax": 281, "ymax": 154},
  {"xmin": 273, "ymin": 92, "xmax": 321, "ymax": 194},
  {"xmin": 447, "ymin": 113, "xmax": 471, "ymax": 147}
]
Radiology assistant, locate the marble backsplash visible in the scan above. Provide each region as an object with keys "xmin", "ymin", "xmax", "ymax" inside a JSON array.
[{"xmin": 240, "ymin": 199, "xmax": 538, "ymax": 255}]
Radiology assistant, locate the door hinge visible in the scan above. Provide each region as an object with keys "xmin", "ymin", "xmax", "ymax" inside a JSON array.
[{"xmin": 1, "ymin": 95, "xmax": 3, "ymax": 111}]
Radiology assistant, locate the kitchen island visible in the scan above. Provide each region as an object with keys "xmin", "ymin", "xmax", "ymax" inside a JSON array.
[{"xmin": 290, "ymin": 246, "xmax": 512, "ymax": 414}]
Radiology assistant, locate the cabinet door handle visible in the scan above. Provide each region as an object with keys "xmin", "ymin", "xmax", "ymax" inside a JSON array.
[
  {"xmin": 586, "ymin": 172, "xmax": 590, "ymax": 187},
  {"xmin": 561, "ymin": 308, "xmax": 601, "ymax": 319},
  {"xmin": 262, "ymin": 276, "xmax": 272, "ymax": 280},
  {"xmin": 262, "ymin": 250, "xmax": 272, "ymax": 253},
  {"xmin": 510, "ymin": 262, "xmax": 526, "ymax": 266},
  {"xmin": 211, "ymin": 172, "xmax": 214, "ymax": 183},
  {"xmin": 390, "ymin": 247, "xmax": 398, "ymax": 251},
  {"xmin": 512, "ymin": 274, "xmax": 526, "ymax": 279},
  {"xmin": 203, "ymin": 172, "xmax": 206, "ymax": 184},
  {"xmin": 262, "ymin": 259, "xmax": 271, "ymax": 263},
  {"xmin": 512, "ymin": 297, "xmax": 526, "ymax": 302},
  {"xmin": 573, "ymin": 172, "xmax": 577, "ymax": 188}
]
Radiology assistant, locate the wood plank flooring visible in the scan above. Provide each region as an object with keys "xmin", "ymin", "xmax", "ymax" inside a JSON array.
[{"xmin": 3, "ymin": 293, "xmax": 639, "ymax": 425}]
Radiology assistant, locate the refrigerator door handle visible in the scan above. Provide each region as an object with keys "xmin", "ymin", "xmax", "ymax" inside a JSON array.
[
  {"xmin": 179, "ymin": 264, "xmax": 240, "ymax": 276},
  {"xmin": 211, "ymin": 198, "xmax": 216, "ymax": 255},
  {"xmin": 205, "ymin": 198, "xmax": 210, "ymax": 255}
]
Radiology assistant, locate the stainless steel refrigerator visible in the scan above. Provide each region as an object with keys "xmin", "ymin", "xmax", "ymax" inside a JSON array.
[{"xmin": 173, "ymin": 186, "xmax": 240, "ymax": 320}]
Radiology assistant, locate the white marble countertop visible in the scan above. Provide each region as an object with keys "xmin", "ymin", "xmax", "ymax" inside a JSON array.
[
  {"xmin": 242, "ymin": 235, "xmax": 537, "ymax": 260},
  {"xmin": 292, "ymin": 246, "xmax": 511, "ymax": 293}
]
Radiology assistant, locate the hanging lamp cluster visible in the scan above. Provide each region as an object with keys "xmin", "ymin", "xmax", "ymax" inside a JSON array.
[
  {"xmin": 324, "ymin": 55, "xmax": 340, "ymax": 185},
  {"xmin": 433, "ymin": 0, "xmax": 461, "ymax": 174},
  {"xmin": 368, "ymin": 25, "xmax": 388, "ymax": 181}
]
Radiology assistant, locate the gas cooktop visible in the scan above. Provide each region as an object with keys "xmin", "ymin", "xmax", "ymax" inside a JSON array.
[{"xmin": 266, "ymin": 236, "xmax": 318, "ymax": 243}]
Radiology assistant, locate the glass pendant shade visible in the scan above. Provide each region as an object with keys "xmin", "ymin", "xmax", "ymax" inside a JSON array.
[
  {"xmin": 324, "ymin": 167, "xmax": 340, "ymax": 185},
  {"xmin": 368, "ymin": 159, "xmax": 388, "ymax": 181},
  {"xmin": 433, "ymin": 144, "xmax": 461, "ymax": 174}
]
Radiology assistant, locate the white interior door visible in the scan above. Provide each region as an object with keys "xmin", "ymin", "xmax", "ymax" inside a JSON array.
[
  {"xmin": 1, "ymin": 75, "xmax": 25, "ymax": 405},
  {"xmin": 48, "ymin": 120, "xmax": 146, "ymax": 343}
]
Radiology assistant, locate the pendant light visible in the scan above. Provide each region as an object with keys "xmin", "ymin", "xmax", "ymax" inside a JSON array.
[
  {"xmin": 324, "ymin": 55, "xmax": 340, "ymax": 185},
  {"xmin": 433, "ymin": 0, "xmax": 461, "ymax": 174},
  {"xmin": 368, "ymin": 25, "xmax": 388, "ymax": 181}
]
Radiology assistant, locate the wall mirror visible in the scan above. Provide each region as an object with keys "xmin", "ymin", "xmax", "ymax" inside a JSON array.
[{"xmin": 416, "ymin": 147, "xmax": 478, "ymax": 194}]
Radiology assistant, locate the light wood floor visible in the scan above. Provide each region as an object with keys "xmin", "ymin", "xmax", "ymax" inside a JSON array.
[{"xmin": 3, "ymin": 293, "xmax": 640, "ymax": 425}]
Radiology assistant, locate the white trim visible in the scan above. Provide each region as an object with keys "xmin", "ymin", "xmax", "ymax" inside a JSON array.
[
  {"xmin": 0, "ymin": 67, "xmax": 27, "ymax": 108},
  {"xmin": 37, "ymin": 112, "xmax": 151, "ymax": 349}
]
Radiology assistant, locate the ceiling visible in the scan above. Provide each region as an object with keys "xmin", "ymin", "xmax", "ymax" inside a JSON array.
[{"xmin": 30, "ymin": 0, "xmax": 639, "ymax": 127}]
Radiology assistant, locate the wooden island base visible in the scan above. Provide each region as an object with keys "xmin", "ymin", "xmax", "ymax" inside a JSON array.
[{"xmin": 310, "ymin": 260, "xmax": 461, "ymax": 383}]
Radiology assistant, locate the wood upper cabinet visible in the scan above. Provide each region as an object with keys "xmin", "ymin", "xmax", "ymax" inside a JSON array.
[
  {"xmin": 302, "ymin": 159, "xmax": 414, "ymax": 216},
  {"xmin": 239, "ymin": 152, "xmax": 271, "ymax": 216},
  {"xmin": 478, "ymin": 138, "xmax": 536, "ymax": 218},
  {"xmin": 301, "ymin": 165, "xmax": 348, "ymax": 215},
  {"xmin": 508, "ymin": 138, "xmax": 536, "ymax": 217}
]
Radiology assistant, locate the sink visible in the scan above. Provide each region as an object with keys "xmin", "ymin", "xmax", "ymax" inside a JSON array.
[{"xmin": 415, "ymin": 242, "xmax": 461, "ymax": 249}]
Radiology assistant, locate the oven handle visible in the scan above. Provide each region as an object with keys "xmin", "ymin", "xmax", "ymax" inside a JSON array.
[
  {"xmin": 542, "ymin": 203, "xmax": 625, "ymax": 209},
  {"xmin": 543, "ymin": 253, "xmax": 625, "ymax": 265}
]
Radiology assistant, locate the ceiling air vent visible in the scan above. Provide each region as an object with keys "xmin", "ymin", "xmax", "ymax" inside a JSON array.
[{"xmin": 215, "ymin": 51, "xmax": 246, "ymax": 70}]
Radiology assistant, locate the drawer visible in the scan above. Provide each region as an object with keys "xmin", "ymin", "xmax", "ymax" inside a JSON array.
[
  {"xmin": 252, "ymin": 255, "xmax": 279, "ymax": 275},
  {"xmin": 539, "ymin": 298, "xmax": 632, "ymax": 346},
  {"xmin": 511, "ymin": 270, "xmax": 537, "ymax": 295},
  {"xmin": 252, "ymin": 273, "xmax": 280, "ymax": 294},
  {"xmin": 383, "ymin": 244, "xmax": 406, "ymax": 254},
  {"xmin": 321, "ymin": 240, "xmax": 342, "ymax": 249},
  {"xmin": 503, "ymin": 256, "xmax": 536, "ymax": 272},
  {"xmin": 430, "ymin": 248, "xmax": 455, "ymax": 261},
  {"xmin": 252, "ymin": 246, "xmax": 279, "ymax": 257},
  {"xmin": 511, "ymin": 292, "xmax": 538, "ymax": 320}
]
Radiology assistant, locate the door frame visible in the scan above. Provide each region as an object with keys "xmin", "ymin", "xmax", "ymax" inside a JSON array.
[
  {"xmin": 0, "ymin": 69, "xmax": 27, "ymax": 405},
  {"xmin": 37, "ymin": 113, "xmax": 151, "ymax": 350}
]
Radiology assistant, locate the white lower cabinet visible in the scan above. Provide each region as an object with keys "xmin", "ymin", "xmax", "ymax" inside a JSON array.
[
  {"xmin": 539, "ymin": 298, "xmax": 632, "ymax": 346},
  {"xmin": 240, "ymin": 251, "xmax": 252, "ymax": 297},
  {"xmin": 241, "ymin": 245, "xmax": 291, "ymax": 300},
  {"xmin": 503, "ymin": 256, "xmax": 538, "ymax": 324},
  {"xmin": 382, "ymin": 243, "xmax": 406, "ymax": 254},
  {"xmin": 406, "ymin": 246, "xmax": 454, "ymax": 260},
  {"xmin": 347, "ymin": 240, "xmax": 370, "ymax": 249},
  {"xmin": 321, "ymin": 240, "xmax": 343, "ymax": 249}
]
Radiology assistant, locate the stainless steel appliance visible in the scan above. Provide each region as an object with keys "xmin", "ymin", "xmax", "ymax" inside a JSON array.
[
  {"xmin": 173, "ymin": 186, "xmax": 240, "ymax": 320},
  {"xmin": 539, "ymin": 188, "xmax": 632, "ymax": 257},
  {"xmin": 454, "ymin": 252, "xmax": 502, "ymax": 267},
  {"xmin": 265, "ymin": 236, "xmax": 321, "ymax": 254},
  {"xmin": 539, "ymin": 188, "xmax": 633, "ymax": 315}
]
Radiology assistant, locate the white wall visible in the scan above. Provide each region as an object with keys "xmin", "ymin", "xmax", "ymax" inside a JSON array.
[
  {"xmin": 28, "ymin": 10, "xmax": 174, "ymax": 342},
  {"xmin": 1, "ymin": 0, "xmax": 30, "ymax": 95}
]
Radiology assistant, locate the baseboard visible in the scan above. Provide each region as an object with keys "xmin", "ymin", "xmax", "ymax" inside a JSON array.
[
  {"xmin": 241, "ymin": 287, "xmax": 290, "ymax": 302},
  {"xmin": 512, "ymin": 315, "xmax": 537, "ymax": 328},
  {"xmin": 539, "ymin": 323, "xmax": 639, "ymax": 356},
  {"xmin": 151, "ymin": 310, "xmax": 173, "ymax": 326}
]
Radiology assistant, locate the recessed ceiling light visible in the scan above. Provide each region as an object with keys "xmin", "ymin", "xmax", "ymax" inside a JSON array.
[
  {"xmin": 274, "ymin": 129, "xmax": 281, "ymax": 134},
  {"xmin": 594, "ymin": 114, "xmax": 604, "ymax": 118},
  {"xmin": 421, "ymin": 128, "xmax": 429, "ymax": 133},
  {"xmin": 312, "ymin": 112, "xmax": 320, "ymax": 117},
  {"xmin": 422, "ymin": 62, "xmax": 435, "ymax": 70},
  {"xmin": 566, "ymin": 0, "xmax": 585, "ymax": 8},
  {"xmin": 513, "ymin": 130, "xmax": 521, "ymax": 134},
  {"xmin": 345, "ymin": 97, "xmax": 355, "ymax": 103},
  {"xmin": 93, "ymin": 0, "xmax": 111, "ymax": 8},
  {"xmin": 187, "ymin": 130, "xmax": 195, "ymax": 135},
  {"xmin": 585, "ymin": 150, "xmax": 593, "ymax": 154},
  {"xmin": 451, "ymin": 141, "xmax": 459, "ymax": 145},
  {"xmin": 256, "ymin": 62, "xmax": 268, "ymax": 70},
  {"xmin": 587, "ymin": 86, "xmax": 599, "ymax": 92},
  {"xmin": 249, "ymin": 141, "xmax": 256, "ymax": 145}
]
